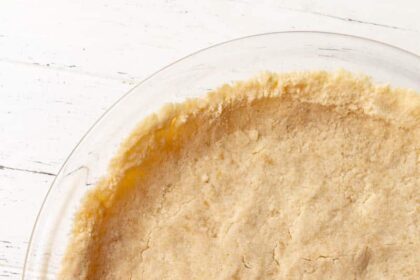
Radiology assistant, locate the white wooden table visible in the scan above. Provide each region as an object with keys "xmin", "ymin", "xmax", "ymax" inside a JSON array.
[{"xmin": 1, "ymin": 0, "xmax": 419, "ymax": 278}]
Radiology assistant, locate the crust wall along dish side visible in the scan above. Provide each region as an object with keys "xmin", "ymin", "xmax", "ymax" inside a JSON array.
[{"xmin": 59, "ymin": 71, "xmax": 420, "ymax": 280}]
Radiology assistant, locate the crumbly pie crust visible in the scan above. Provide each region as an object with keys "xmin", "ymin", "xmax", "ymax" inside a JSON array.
[{"xmin": 60, "ymin": 71, "xmax": 420, "ymax": 279}]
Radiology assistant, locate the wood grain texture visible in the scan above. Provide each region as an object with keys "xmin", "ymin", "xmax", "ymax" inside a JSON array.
[{"xmin": 1, "ymin": 0, "xmax": 419, "ymax": 278}]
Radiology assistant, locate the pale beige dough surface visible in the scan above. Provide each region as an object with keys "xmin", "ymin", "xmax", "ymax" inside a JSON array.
[{"xmin": 60, "ymin": 72, "xmax": 420, "ymax": 280}]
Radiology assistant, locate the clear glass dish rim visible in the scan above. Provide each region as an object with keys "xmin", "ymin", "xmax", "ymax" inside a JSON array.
[{"xmin": 22, "ymin": 30, "xmax": 420, "ymax": 279}]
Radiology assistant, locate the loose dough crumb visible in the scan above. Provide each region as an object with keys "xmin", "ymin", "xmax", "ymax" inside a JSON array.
[{"xmin": 60, "ymin": 71, "xmax": 420, "ymax": 280}]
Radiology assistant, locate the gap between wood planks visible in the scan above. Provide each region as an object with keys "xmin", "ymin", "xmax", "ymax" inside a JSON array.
[
  {"xmin": 0, "ymin": 165, "xmax": 56, "ymax": 177},
  {"xmin": 282, "ymin": 7, "xmax": 415, "ymax": 31}
]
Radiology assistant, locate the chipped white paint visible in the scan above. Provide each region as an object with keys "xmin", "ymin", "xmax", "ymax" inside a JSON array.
[{"xmin": 1, "ymin": 0, "xmax": 419, "ymax": 278}]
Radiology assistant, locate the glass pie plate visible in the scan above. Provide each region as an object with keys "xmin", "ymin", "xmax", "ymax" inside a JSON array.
[{"xmin": 23, "ymin": 31, "xmax": 420, "ymax": 279}]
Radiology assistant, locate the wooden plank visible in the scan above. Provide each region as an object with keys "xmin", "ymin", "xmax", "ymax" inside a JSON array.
[
  {"xmin": 0, "ymin": 168, "xmax": 54, "ymax": 280},
  {"xmin": 0, "ymin": 62, "xmax": 130, "ymax": 175},
  {"xmin": 1, "ymin": 1, "xmax": 418, "ymax": 84}
]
